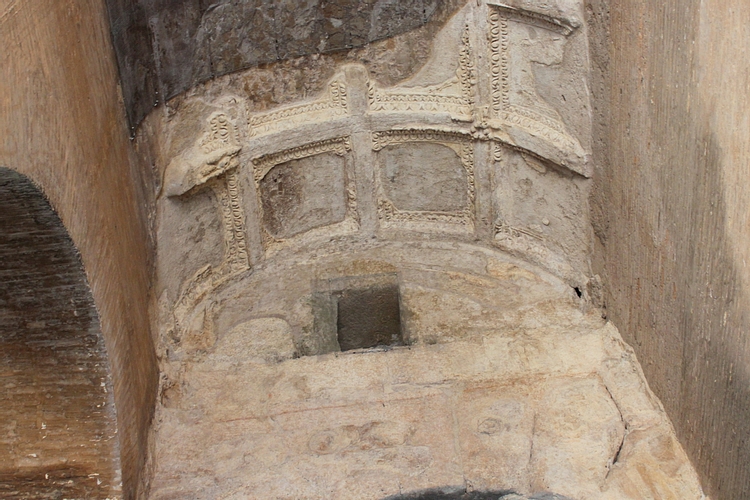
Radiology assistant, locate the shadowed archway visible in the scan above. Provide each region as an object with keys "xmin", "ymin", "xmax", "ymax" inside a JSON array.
[{"xmin": 0, "ymin": 168, "xmax": 121, "ymax": 498}]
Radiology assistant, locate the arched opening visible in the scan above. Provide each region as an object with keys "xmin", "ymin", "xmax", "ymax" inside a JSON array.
[{"xmin": 0, "ymin": 168, "xmax": 121, "ymax": 498}]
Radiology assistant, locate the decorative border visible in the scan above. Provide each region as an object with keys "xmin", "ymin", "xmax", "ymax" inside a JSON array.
[
  {"xmin": 494, "ymin": 221, "xmax": 544, "ymax": 242},
  {"xmin": 492, "ymin": 220, "xmax": 551, "ymax": 268},
  {"xmin": 372, "ymin": 129, "xmax": 476, "ymax": 229},
  {"xmin": 251, "ymin": 137, "xmax": 358, "ymax": 249},
  {"xmin": 486, "ymin": 2, "xmax": 578, "ymax": 36},
  {"xmin": 372, "ymin": 129, "xmax": 470, "ymax": 152},
  {"xmin": 487, "ymin": 5, "xmax": 585, "ymax": 157},
  {"xmin": 251, "ymin": 136, "xmax": 353, "ymax": 185},
  {"xmin": 165, "ymin": 112, "xmax": 243, "ymax": 197},
  {"xmin": 211, "ymin": 169, "xmax": 250, "ymax": 275},
  {"xmin": 200, "ymin": 113, "xmax": 240, "ymax": 154},
  {"xmin": 367, "ymin": 23, "xmax": 475, "ymax": 119},
  {"xmin": 458, "ymin": 22, "xmax": 476, "ymax": 108},
  {"xmin": 489, "ymin": 8, "xmax": 510, "ymax": 114},
  {"xmin": 172, "ymin": 167, "xmax": 251, "ymax": 342},
  {"xmin": 247, "ymin": 80, "xmax": 348, "ymax": 137}
]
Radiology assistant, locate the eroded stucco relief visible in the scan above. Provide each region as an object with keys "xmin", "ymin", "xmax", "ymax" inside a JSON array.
[
  {"xmin": 252, "ymin": 137, "xmax": 359, "ymax": 251},
  {"xmin": 145, "ymin": 1, "xmax": 706, "ymax": 499},
  {"xmin": 160, "ymin": 0, "xmax": 592, "ymax": 295},
  {"xmin": 373, "ymin": 129, "xmax": 476, "ymax": 232}
]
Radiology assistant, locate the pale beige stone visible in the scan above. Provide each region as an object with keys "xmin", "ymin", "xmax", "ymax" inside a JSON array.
[{"xmin": 145, "ymin": 0, "xmax": 708, "ymax": 498}]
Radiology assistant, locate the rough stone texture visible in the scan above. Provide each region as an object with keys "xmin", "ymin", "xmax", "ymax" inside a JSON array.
[
  {"xmin": 0, "ymin": 169, "xmax": 120, "ymax": 498},
  {"xmin": 335, "ymin": 282, "xmax": 402, "ymax": 351},
  {"xmin": 141, "ymin": 1, "xmax": 707, "ymax": 496},
  {"xmin": 148, "ymin": 241, "xmax": 704, "ymax": 499},
  {"xmin": 260, "ymin": 152, "xmax": 348, "ymax": 239},
  {"xmin": 5, "ymin": 0, "xmax": 744, "ymax": 497},
  {"xmin": 0, "ymin": 1, "xmax": 159, "ymax": 497},
  {"xmin": 587, "ymin": 0, "xmax": 750, "ymax": 497},
  {"xmin": 105, "ymin": 0, "xmax": 459, "ymax": 129}
]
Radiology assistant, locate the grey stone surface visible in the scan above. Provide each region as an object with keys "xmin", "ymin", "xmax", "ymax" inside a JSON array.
[
  {"xmin": 157, "ymin": 188, "xmax": 225, "ymax": 301},
  {"xmin": 335, "ymin": 282, "xmax": 402, "ymax": 351},
  {"xmin": 105, "ymin": 0, "xmax": 447, "ymax": 129}
]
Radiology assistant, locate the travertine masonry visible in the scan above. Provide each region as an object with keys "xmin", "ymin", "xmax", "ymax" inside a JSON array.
[{"xmin": 149, "ymin": 241, "xmax": 704, "ymax": 499}]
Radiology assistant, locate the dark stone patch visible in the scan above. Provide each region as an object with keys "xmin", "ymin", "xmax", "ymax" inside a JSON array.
[
  {"xmin": 105, "ymin": 0, "xmax": 446, "ymax": 129},
  {"xmin": 382, "ymin": 488, "xmax": 573, "ymax": 500},
  {"xmin": 308, "ymin": 273, "xmax": 404, "ymax": 355},
  {"xmin": 336, "ymin": 282, "xmax": 402, "ymax": 351}
]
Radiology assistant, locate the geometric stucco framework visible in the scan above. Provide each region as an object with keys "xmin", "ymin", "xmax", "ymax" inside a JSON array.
[
  {"xmin": 162, "ymin": 1, "xmax": 592, "ymax": 342},
  {"xmin": 148, "ymin": 2, "xmax": 709, "ymax": 498}
]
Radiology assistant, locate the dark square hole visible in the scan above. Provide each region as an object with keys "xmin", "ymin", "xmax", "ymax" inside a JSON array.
[
  {"xmin": 336, "ymin": 283, "xmax": 402, "ymax": 351},
  {"xmin": 308, "ymin": 273, "xmax": 404, "ymax": 355}
]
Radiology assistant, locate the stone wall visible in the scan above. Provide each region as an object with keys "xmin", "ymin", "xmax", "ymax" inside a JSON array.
[
  {"xmin": 588, "ymin": 0, "xmax": 750, "ymax": 497},
  {"xmin": 105, "ymin": 0, "xmax": 462, "ymax": 129},
  {"xmin": 141, "ymin": 1, "xmax": 704, "ymax": 498},
  {"xmin": 0, "ymin": 1, "xmax": 159, "ymax": 497}
]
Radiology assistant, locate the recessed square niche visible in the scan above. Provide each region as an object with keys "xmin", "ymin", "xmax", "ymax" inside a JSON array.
[
  {"xmin": 258, "ymin": 152, "xmax": 347, "ymax": 239},
  {"xmin": 379, "ymin": 142, "xmax": 468, "ymax": 213},
  {"xmin": 311, "ymin": 274, "xmax": 404, "ymax": 355},
  {"xmin": 371, "ymin": 131, "xmax": 476, "ymax": 230}
]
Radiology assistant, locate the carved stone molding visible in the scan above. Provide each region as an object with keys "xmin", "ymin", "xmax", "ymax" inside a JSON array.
[
  {"xmin": 489, "ymin": 9, "xmax": 511, "ymax": 116},
  {"xmin": 252, "ymin": 136, "xmax": 353, "ymax": 186},
  {"xmin": 487, "ymin": 4, "xmax": 588, "ymax": 173},
  {"xmin": 372, "ymin": 129, "xmax": 471, "ymax": 153},
  {"xmin": 493, "ymin": 220, "xmax": 552, "ymax": 269},
  {"xmin": 486, "ymin": 2, "xmax": 579, "ymax": 36},
  {"xmin": 247, "ymin": 80, "xmax": 349, "ymax": 138},
  {"xmin": 494, "ymin": 221, "xmax": 544, "ymax": 243},
  {"xmin": 210, "ymin": 169, "xmax": 250, "ymax": 275},
  {"xmin": 165, "ymin": 112, "xmax": 242, "ymax": 197},
  {"xmin": 367, "ymin": 23, "xmax": 475, "ymax": 120},
  {"xmin": 170, "ymin": 168, "xmax": 251, "ymax": 346},
  {"xmin": 372, "ymin": 129, "xmax": 476, "ymax": 230}
]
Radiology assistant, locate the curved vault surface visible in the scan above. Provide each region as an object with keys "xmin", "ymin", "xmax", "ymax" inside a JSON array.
[
  {"xmin": 147, "ymin": 1, "xmax": 706, "ymax": 498},
  {"xmin": 0, "ymin": 168, "xmax": 120, "ymax": 498}
]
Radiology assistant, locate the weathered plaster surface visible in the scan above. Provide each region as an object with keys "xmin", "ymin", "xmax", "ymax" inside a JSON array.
[
  {"xmin": 142, "ymin": 0, "xmax": 706, "ymax": 497},
  {"xmin": 588, "ymin": 0, "xmax": 750, "ymax": 497},
  {"xmin": 149, "ymin": 241, "xmax": 704, "ymax": 499}
]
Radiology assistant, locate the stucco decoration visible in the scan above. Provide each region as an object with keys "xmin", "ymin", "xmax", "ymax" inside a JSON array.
[
  {"xmin": 146, "ymin": 1, "xmax": 707, "ymax": 497},
  {"xmin": 156, "ymin": 0, "xmax": 599, "ymax": 340},
  {"xmin": 252, "ymin": 137, "xmax": 359, "ymax": 252},
  {"xmin": 486, "ymin": 1, "xmax": 588, "ymax": 174},
  {"xmin": 367, "ymin": 20, "xmax": 476, "ymax": 120},
  {"xmin": 247, "ymin": 79, "xmax": 350, "ymax": 139},
  {"xmin": 373, "ymin": 129, "xmax": 476, "ymax": 233},
  {"xmin": 164, "ymin": 112, "xmax": 243, "ymax": 197}
]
